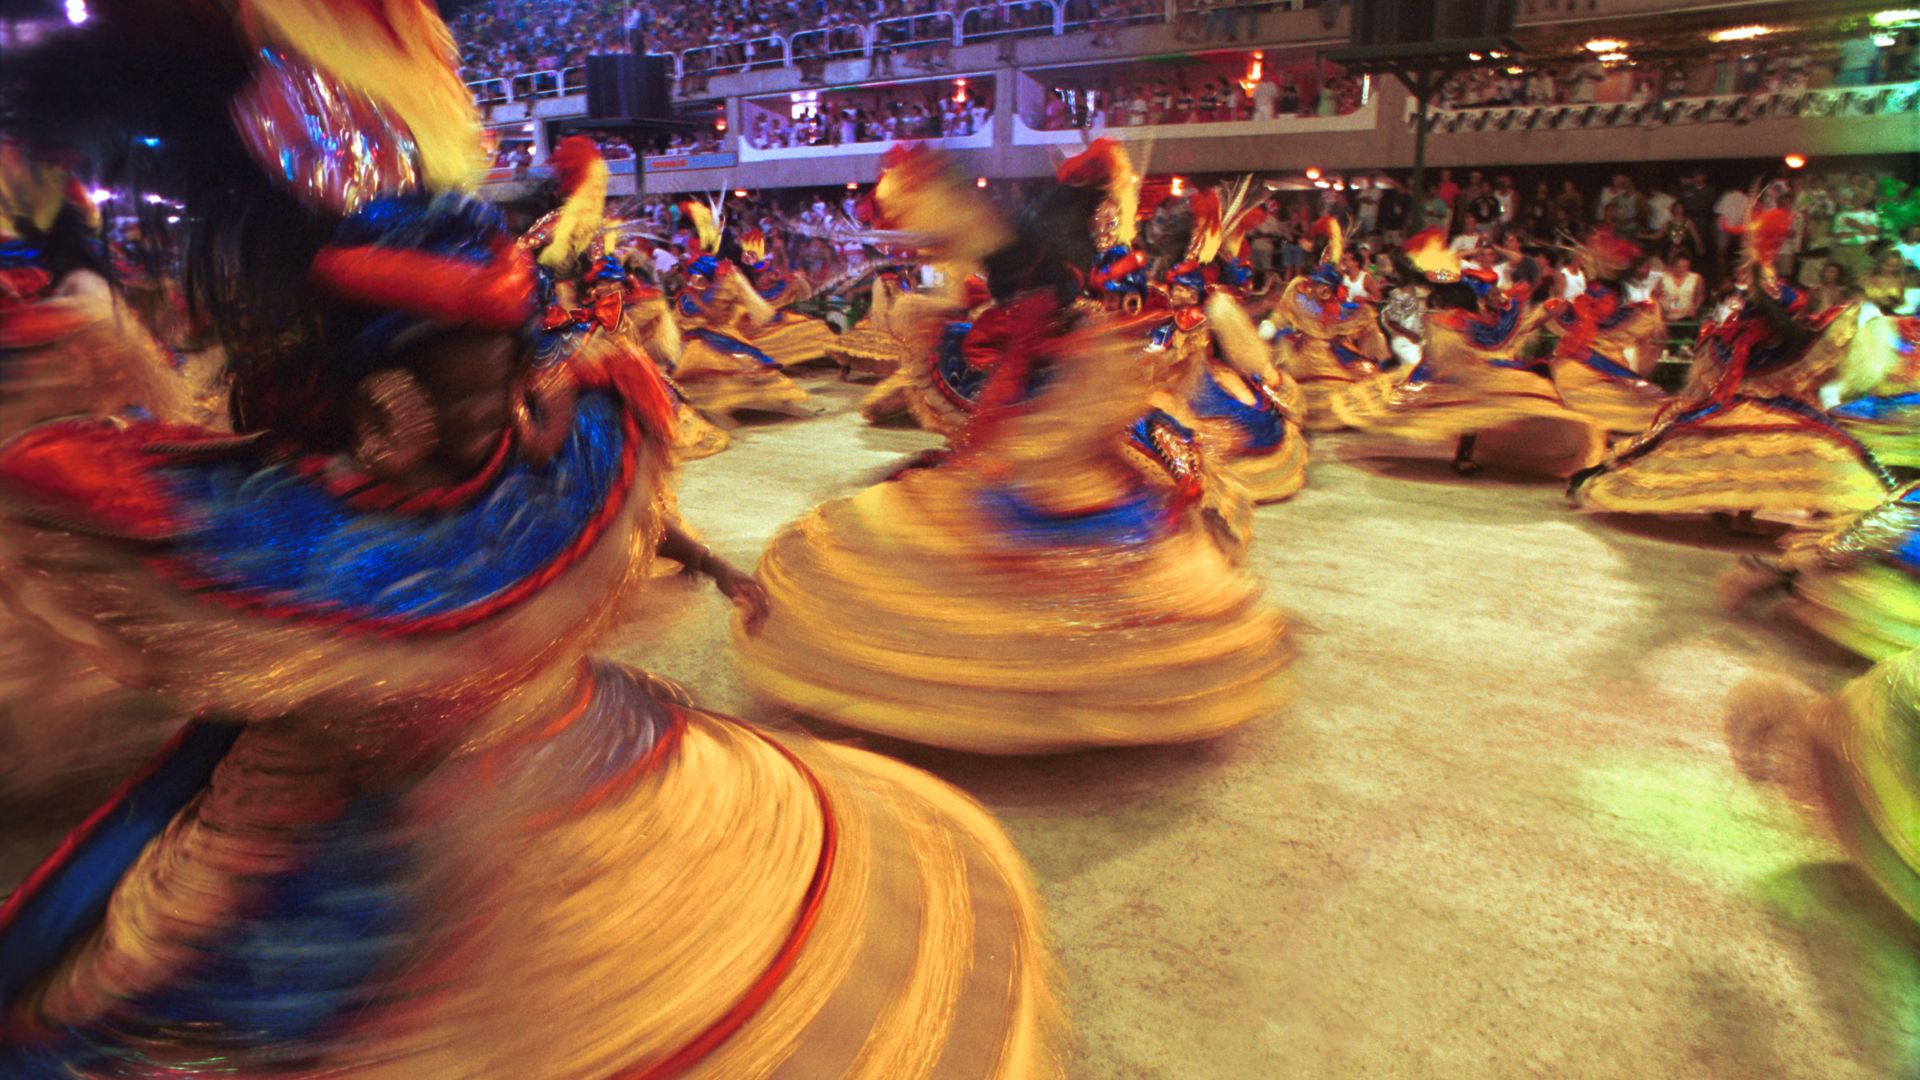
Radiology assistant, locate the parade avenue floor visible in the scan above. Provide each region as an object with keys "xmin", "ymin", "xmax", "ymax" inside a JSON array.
[{"xmin": 6, "ymin": 373, "xmax": 1917, "ymax": 1078}]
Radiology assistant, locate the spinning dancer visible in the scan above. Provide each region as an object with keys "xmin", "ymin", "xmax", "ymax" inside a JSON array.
[
  {"xmin": 1829, "ymin": 313, "xmax": 1920, "ymax": 471},
  {"xmin": 1571, "ymin": 210, "xmax": 1894, "ymax": 521},
  {"xmin": 527, "ymin": 137, "xmax": 730, "ymax": 461},
  {"xmin": 734, "ymin": 227, "xmax": 841, "ymax": 368},
  {"xmin": 828, "ymin": 259, "xmax": 921, "ymax": 381},
  {"xmin": 1135, "ymin": 177, "xmax": 1309, "ymax": 503},
  {"xmin": 0, "ymin": 141, "xmax": 193, "ymax": 806},
  {"xmin": 1332, "ymin": 229, "xmax": 1605, "ymax": 478},
  {"xmin": 668, "ymin": 200, "xmax": 814, "ymax": 423},
  {"xmin": 1799, "ymin": 647, "xmax": 1920, "ymax": 926},
  {"xmin": 1269, "ymin": 218, "xmax": 1392, "ymax": 432},
  {"xmin": 1541, "ymin": 229, "xmax": 1670, "ymax": 437},
  {"xmin": 735, "ymin": 149, "xmax": 1291, "ymax": 754},
  {"xmin": 0, "ymin": 5, "xmax": 1054, "ymax": 1075}
]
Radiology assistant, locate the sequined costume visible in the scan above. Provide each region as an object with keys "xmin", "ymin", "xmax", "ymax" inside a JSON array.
[
  {"xmin": 669, "ymin": 253, "xmax": 814, "ymax": 423},
  {"xmin": 734, "ymin": 150, "xmax": 1291, "ymax": 754},
  {"xmin": 1571, "ymin": 222, "xmax": 1894, "ymax": 519},
  {"xmin": 735, "ymin": 230, "xmax": 841, "ymax": 369},
  {"xmin": 1541, "ymin": 232, "xmax": 1670, "ymax": 436},
  {"xmin": 1332, "ymin": 231, "xmax": 1606, "ymax": 477},
  {"xmin": 0, "ymin": 145, "xmax": 194, "ymax": 806},
  {"xmin": 1270, "ymin": 229, "xmax": 1392, "ymax": 432},
  {"xmin": 0, "ymin": 8, "xmax": 1054, "ymax": 1075},
  {"xmin": 1830, "ymin": 314, "xmax": 1920, "ymax": 470}
]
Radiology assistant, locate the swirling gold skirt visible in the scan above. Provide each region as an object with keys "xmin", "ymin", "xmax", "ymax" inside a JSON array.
[
  {"xmin": 1841, "ymin": 410, "xmax": 1920, "ymax": 471},
  {"xmin": 675, "ymin": 337, "xmax": 812, "ymax": 422},
  {"xmin": 1777, "ymin": 487, "xmax": 1920, "ymax": 661},
  {"xmin": 1573, "ymin": 401, "xmax": 1892, "ymax": 517},
  {"xmin": 830, "ymin": 325, "xmax": 909, "ymax": 381},
  {"xmin": 1332, "ymin": 371, "xmax": 1607, "ymax": 477},
  {"xmin": 10, "ymin": 694, "xmax": 1059, "ymax": 1078},
  {"xmin": 1551, "ymin": 360, "xmax": 1670, "ymax": 436},
  {"xmin": 672, "ymin": 399, "xmax": 733, "ymax": 460},
  {"xmin": 735, "ymin": 465, "xmax": 1291, "ymax": 754},
  {"xmin": 748, "ymin": 313, "xmax": 841, "ymax": 370},
  {"xmin": 1807, "ymin": 648, "xmax": 1920, "ymax": 925}
]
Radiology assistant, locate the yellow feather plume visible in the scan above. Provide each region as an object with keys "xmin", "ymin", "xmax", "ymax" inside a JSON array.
[
  {"xmin": 678, "ymin": 200, "xmax": 718, "ymax": 255},
  {"xmin": 538, "ymin": 136, "xmax": 609, "ymax": 272},
  {"xmin": 873, "ymin": 148, "xmax": 1008, "ymax": 263},
  {"xmin": 240, "ymin": 0, "xmax": 483, "ymax": 190}
]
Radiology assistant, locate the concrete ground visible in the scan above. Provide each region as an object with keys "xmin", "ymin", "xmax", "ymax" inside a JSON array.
[
  {"xmin": 635, "ymin": 375, "xmax": 1919, "ymax": 1080},
  {"xmin": 4, "ymin": 373, "xmax": 1915, "ymax": 1078}
]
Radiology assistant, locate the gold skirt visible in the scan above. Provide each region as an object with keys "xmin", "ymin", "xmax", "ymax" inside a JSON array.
[
  {"xmin": 9, "ymin": 691, "xmax": 1059, "ymax": 1078},
  {"xmin": 1298, "ymin": 376, "xmax": 1356, "ymax": 433},
  {"xmin": 747, "ymin": 312, "xmax": 841, "ymax": 370},
  {"xmin": 829, "ymin": 324, "xmax": 909, "ymax": 381},
  {"xmin": 1840, "ymin": 409, "xmax": 1920, "ymax": 471},
  {"xmin": 1807, "ymin": 648, "xmax": 1920, "ymax": 925},
  {"xmin": 1573, "ymin": 400, "xmax": 1892, "ymax": 517},
  {"xmin": 672, "ymin": 399, "xmax": 733, "ymax": 460},
  {"xmin": 1777, "ymin": 486, "xmax": 1920, "ymax": 662},
  {"xmin": 1551, "ymin": 360, "xmax": 1670, "ymax": 436},
  {"xmin": 1332, "ymin": 371, "xmax": 1607, "ymax": 477},
  {"xmin": 675, "ymin": 335, "xmax": 812, "ymax": 423},
  {"xmin": 735, "ymin": 464, "xmax": 1291, "ymax": 754}
]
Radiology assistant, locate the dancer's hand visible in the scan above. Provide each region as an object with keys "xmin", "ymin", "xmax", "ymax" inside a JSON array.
[{"xmin": 714, "ymin": 565, "xmax": 771, "ymax": 634}]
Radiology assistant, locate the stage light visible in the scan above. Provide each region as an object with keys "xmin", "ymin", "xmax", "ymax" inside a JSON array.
[
  {"xmin": 1584, "ymin": 38, "xmax": 1626, "ymax": 53},
  {"xmin": 166, "ymin": 215, "xmax": 180, "ymax": 224},
  {"xmin": 65, "ymin": 0, "xmax": 87, "ymax": 25},
  {"xmin": 137, "ymin": 136, "xmax": 161, "ymax": 148},
  {"xmin": 976, "ymin": 177, "xmax": 989, "ymax": 188},
  {"xmin": 143, "ymin": 193, "xmax": 167, "ymax": 204},
  {"xmin": 1505, "ymin": 66, "xmax": 1524, "ymax": 75},
  {"xmin": 733, "ymin": 189, "xmax": 749, "ymax": 197},
  {"xmin": 87, "ymin": 187, "xmax": 113, "ymax": 203},
  {"xmin": 1599, "ymin": 52, "xmax": 1630, "ymax": 63},
  {"xmin": 1305, "ymin": 166, "xmax": 1322, "ymax": 180},
  {"xmin": 846, "ymin": 181, "xmax": 859, "ymax": 190},
  {"xmin": 1170, "ymin": 177, "xmax": 1185, "ymax": 196},
  {"xmin": 1872, "ymin": 10, "xmax": 1920, "ymax": 27},
  {"xmin": 1784, "ymin": 153, "xmax": 1807, "ymax": 169},
  {"xmin": 1468, "ymin": 52, "xmax": 1483, "ymax": 61},
  {"xmin": 1708, "ymin": 25, "xmax": 1774, "ymax": 43},
  {"xmin": 954, "ymin": 78, "xmax": 969, "ymax": 104},
  {"xmin": 1875, "ymin": 32, "xmax": 1898, "ymax": 46}
]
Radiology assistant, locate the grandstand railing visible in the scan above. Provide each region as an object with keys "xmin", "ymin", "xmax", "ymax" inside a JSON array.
[
  {"xmin": 1411, "ymin": 80, "xmax": 1920, "ymax": 133},
  {"xmin": 789, "ymin": 26, "xmax": 871, "ymax": 65},
  {"xmin": 462, "ymin": 0, "xmax": 1312, "ymax": 105},
  {"xmin": 873, "ymin": 11, "xmax": 960, "ymax": 51}
]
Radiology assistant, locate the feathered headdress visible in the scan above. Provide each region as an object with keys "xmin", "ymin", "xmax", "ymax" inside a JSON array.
[
  {"xmin": 1184, "ymin": 190, "xmax": 1224, "ymax": 267},
  {"xmin": 677, "ymin": 199, "xmax": 719, "ymax": 256},
  {"xmin": 237, "ymin": 0, "xmax": 483, "ymax": 191},
  {"xmin": 738, "ymin": 229, "xmax": 769, "ymax": 269},
  {"xmin": 525, "ymin": 135, "xmax": 609, "ymax": 272},
  {"xmin": 1403, "ymin": 227, "xmax": 1461, "ymax": 283},
  {"xmin": 0, "ymin": 142, "xmax": 96, "ymax": 239},
  {"xmin": 872, "ymin": 145, "xmax": 1008, "ymax": 262},
  {"xmin": 1736, "ymin": 205, "xmax": 1793, "ymax": 292},
  {"xmin": 1573, "ymin": 227, "xmax": 1642, "ymax": 282},
  {"xmin": 1056, "ymin": 138, "xmax": 1140, "ymax": 249},
  {"xmin": 1215, "ymin": 176, "xmax": 1259, "ymax": 261}
]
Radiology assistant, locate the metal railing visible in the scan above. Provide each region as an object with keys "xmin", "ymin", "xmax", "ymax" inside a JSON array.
[
  {"xmin": 959, "ymin": 1, "xmax": 1060, "ymax": 41},
  {"xmin": 1414, "ymin": 81, "xmax": 1920, "ymax": 133},
  {"xmin": 462, "ymin": 0, "xmax": 1311, "ymax": 106}
]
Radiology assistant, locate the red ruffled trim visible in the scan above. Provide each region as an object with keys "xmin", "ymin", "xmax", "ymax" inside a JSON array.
[{"xmin": 610, "ymin": 727, "xmax": 837, "ymax": 1080}]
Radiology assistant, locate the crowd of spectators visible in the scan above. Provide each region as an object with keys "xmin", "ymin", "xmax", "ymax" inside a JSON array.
[
  {"xmin": 1034, "ymin": 64, "xmax": 1361, "ymax": 130},
  {"xmin": 1436, "ymin": 33, "xmax": 1919, "ymax": 113},
  {"xmin": 450, "ymin": 0, "xmax": 1327, "ymax": 92},
  {"xmin": 1240, "ymin": 166, "xmax": 1920, "ymax": 331},
  {"xmin": 747, "ymin": 91, "xmax": 994, "ymax": 148}
]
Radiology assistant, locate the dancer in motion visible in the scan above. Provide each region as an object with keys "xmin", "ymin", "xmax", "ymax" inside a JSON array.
[
  {"xmin": 1269, "ymin": 218, "xmax": 1392, "ymax": 432},
  {"xmin": 1542, "ymin": 229, "xmax": 1670, "ymax": 437},
  {"xmin": 527, "ymin": 137, "xmax": 730, "ymax": 461},
  {"xmin": 0, "ymin": 141, "xmax": 197, "ymax": 807},
  {"xmin": 1571, "ymin": 210, "xmax": 1895, "ymax": 521},
  {"xmin": 1829, "ymin": 312, "xmax": 1920, "ymax": 472},
  {"xmin": 735, "ymin": 148, "xmax": 1291, "ymax": 754},
  {"xmin": 734, "ymin": 226, "xmax": 841, "ymax": 369},
  {"xmin": 0, "ymin": 5, "xmax": 1054, "ymax": 1075},
  {"xmin": 830, "ymin": 258, "xmax": 922, "ymax": 382},
  {"xmin": 1332, "ymin": 229, "xmax": 1606, "ymax": 478},
  {"xmin": 1799, "ymin": 647, "xmax": 1920, "ymax": 926},
  {"xmin": 667, "ymin": 199, "xmax": 815, "ymax": 423},
  {"xmin": 1140, "ymin": 177, "xmax": 1310, "ymax": 503}
]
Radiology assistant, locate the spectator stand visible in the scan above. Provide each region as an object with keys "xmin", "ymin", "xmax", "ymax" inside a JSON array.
[
  {"xmin": 1414, "ymin": 78, "xmax": 1920, "ymax": 133},
  {"xmin": 1013, "ymin": 48, "xmax": 1376, "ymax": 144},
  {"xmin": 739, "ymin": 77, "xmax": 998, "ymax": 161}
]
